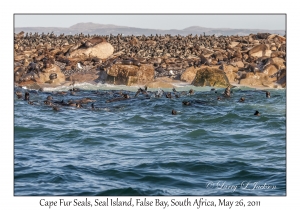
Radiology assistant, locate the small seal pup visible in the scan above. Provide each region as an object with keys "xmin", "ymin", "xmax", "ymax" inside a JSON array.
[{"xmin": 254, "ymin": 110, "xmax": 260, "ymax": 116}]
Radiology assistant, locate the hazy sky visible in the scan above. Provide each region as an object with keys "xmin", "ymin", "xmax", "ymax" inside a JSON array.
[{"xmin": 14, "ymin": 14, "xmax": 286, "ymax": 30}]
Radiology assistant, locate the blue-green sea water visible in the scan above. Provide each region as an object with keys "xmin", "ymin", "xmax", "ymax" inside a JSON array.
[{"xmin": 14, "ymin": 84, "xmax": 286, "ymax": 196}]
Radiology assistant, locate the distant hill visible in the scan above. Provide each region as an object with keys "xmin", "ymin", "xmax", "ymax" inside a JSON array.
[{"xmin": 14, "ymin": 22, "xmax": 285, "ymax": 36}]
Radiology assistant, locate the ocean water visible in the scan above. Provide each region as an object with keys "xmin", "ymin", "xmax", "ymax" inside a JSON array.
[{"xmin": 14, "ymin": 83, "xmax": 286, "ymax": 196}]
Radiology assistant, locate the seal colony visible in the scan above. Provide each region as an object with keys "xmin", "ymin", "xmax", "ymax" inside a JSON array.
[
  {"xmin": 14, "ymin": 31, "xmax": 286, "ymax": 89},
  {"xmin": 14, "ymin": 85, "xmax": 269, "ymax": 117}
]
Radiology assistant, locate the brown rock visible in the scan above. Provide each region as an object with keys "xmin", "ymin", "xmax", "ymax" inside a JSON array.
[
  {"xmin": 238, "ymin": 71, "xmax": 277, "ymax": 87},
  {"xmin": 249, "ymin": 44, "xmax": 271, "ymax": 57},
  {"xmin": 69, "ymin": 42, "xmax": 114, "ymax": 59},
  {"xmin": 68, "ymin": 72, "xmax": 99, "ymax": 83},
  {"xmin": 263, "ymin": 65, "xmax": 278, "ymax": 80},
  {"xmin": 36, "ymin": 64, "xmax": 65, "ymax": 85},
  {"xmin": 276, "ymin": 69, "xmax": 286, "ymax": 88},
  {"xmin": 106, "ymin": 64, "xmax": 154, "ymax": 86},
  {"xmin": 18, "ymin": 80, "xmax": 36, "ymax": 87},
  {"xmin": 229, "ymin": 42, "xmax": 240, "ymax": 48},
  {"xmin": 146, "ymin": 81, "xmax": 173, "ymax": 88},
  {"xmin": 235, "ymin": 61, "xmax": 244, "ymax": 68},
  {"xmin": 239, "ymin": 78, "xmax": 263, "ymax": 86},
  {"xmin": 180, "ymin": 67, "xmax": 199, "ymax": 83},
  {"xmin": 137, "ymin": 64, "xmax": 155, "ymax": 84},
  {"xmin": 270, "ymin": 57, "xmax": 286, "ymax": 69},
  {"xmin": 192, "ymin": 67, "xmax": 230, "ymax": 88},
  {"xmin": 222, "ymin": 65, "xmax": 239, "ymax": 83}
]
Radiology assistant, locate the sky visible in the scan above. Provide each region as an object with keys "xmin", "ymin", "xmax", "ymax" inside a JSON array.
[{"xmin": 14, "ymin": 14, "xmax": 286, "ymax": 30}]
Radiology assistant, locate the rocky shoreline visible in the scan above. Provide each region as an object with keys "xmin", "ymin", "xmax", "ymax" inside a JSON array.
[{"xmin": 14, "ymin": 32, "xmax": 286, "ymax": 90}]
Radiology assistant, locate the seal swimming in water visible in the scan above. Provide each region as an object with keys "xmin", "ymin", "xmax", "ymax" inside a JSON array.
[
  {"xmin": 106, "ymin": 93, "xmax": 130, "ymax": 103},
  {"xmin": 52, "ymin": 106, "xmax": 60, "ymax": 111},
  {"xmin": 254, "ymin": 110, "xmax": 260, "ymax": 116},
  {"xmin": 224, "ymin": 86, "xmax": 231, "ymax": 97},
  {"xmin": 76, "ymin": 103, "xmax": 83, "ymax": 108},
  {"xmin": 24, "ymin": 92, "xmax": 29, "ymax": 101},
  {"xmin": 189, "ymin": 89, "xmax": 195, "ymax": 95},
  {"xmin": 239, "ymin": 97, "xmax": 245, "ymax": 102},
  {"xmin": 44, "ymin": 100, "xmax": 53, "ymax": 106},
  {"xmin": 182, "ymin": 101, "xmax": 191, "ymax": 106},
  {"xmin": 166, "ymin": 92, "xmax": 172, "ymax": 98},
  {"xmin": 266, "ymin": 91, "xmax": 271, "ymax": 98},
  {"xmin": 15, "ymin": 91, "xmax": 22, "ymax": 99},
  {"xmin": 172, "ymin": 109, "xmax": 177, "ymax": 115},
  {"xmin": 47, "ymin": 95, "xmax": 53, "ymax": 101}
]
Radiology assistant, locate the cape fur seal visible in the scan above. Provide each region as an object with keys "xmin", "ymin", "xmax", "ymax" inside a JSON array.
[{"xmin": 254, "ymin": 110, "xmax": 260, "ymax": 116}]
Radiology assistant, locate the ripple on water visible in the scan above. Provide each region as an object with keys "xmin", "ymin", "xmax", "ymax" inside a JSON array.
[{"xmin": 14, "ymin": 86, "xmax": 286, "ymax": 195}]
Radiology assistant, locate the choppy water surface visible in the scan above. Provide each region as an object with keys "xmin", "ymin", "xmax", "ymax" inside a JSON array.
[{"xmin": 14, "ymin": 84, "xmax": 286, "ymax": 196}]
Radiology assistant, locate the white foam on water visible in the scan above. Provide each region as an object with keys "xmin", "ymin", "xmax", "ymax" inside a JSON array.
[{"xmin": 28, "ymin": 81, "xmax": 283, "ymax": 93}]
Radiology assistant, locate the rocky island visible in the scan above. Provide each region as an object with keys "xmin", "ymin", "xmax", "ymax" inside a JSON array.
[{"xmin": 14, "ymin": 31, "xmax": 286, "ymax": 89}]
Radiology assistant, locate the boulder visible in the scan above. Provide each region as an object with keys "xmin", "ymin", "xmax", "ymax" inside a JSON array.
[
  {"xmin": 192, "ymin": 67, "xmax": 230, "ymax": 87},
  {"xmin": 235, "ymin": 61, "xmax": 244, "ymax": 68},
  {"xmin": 239, "ymin": 78, "xmax": 263, "ymax": 86},
  {"xmin": 18, "ymin": 81, "xmax": 42, "ymax": 90},
  {"xmin": 180, "ymin": 67, "xmax": 199, "ymax": 83},
  {"xmin": 146, "ymin": 77, "xmax": 178, "ymax": 88},
  {"xmin": 248, "ymin": 44, "xmax": 271, "ymax": 57},
  {"xmin": 239, "ymin": 72, "xmax": 277, "ymax": 88},
  {"xmin": 106, "ymin": 64, "xmax": 154, "ymax": 86},
  {"xmin": 263, "ymin": 64, "xmax": 279, "ymax": 78},
  {"xmin": 146, "ymin": 81, "xmax": 173, "ymax": 88},
  {"xmin": 276, "ymin": 69, "xmax": 286, "ymax": 88},
  {"xmin": 230, "ymin": 42, "xmax": 240, "ymax": 47},
  {"xmin": 269, "ymin": 57, "xmax": 286, "ymax": 69},
  {"xmin": 36, "ymin": 64, "xmax": 65, "ymax": 85},
  {"xmin": 223, "ymin": 64, "xmax": 239, "ymax": 83},
  {"xmin": 68, "ymin": 71, "xmax": 99, "ymax": 83},
  {"xmin": 69, "ymin": 42, "xmax": 114, "ymax": 60}
]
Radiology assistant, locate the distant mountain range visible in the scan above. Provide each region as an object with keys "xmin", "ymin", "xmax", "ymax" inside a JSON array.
[{"xmin": 14, "ymin": 22, "xmax": 285, "ymax": 36}]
